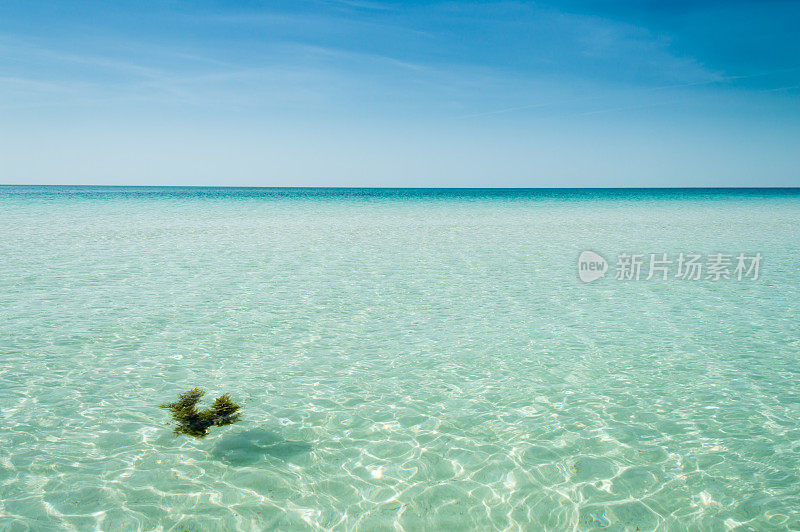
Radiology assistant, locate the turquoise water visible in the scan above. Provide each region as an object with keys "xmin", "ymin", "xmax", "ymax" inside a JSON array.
[{"xmin": 1, "ymin": 186, "xmax": 799, "ymax": 530}]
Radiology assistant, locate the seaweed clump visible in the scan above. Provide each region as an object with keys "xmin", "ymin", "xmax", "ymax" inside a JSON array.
[{"xmin": 160, "ymin": 388, "xmax": 242, "ymax": 438}]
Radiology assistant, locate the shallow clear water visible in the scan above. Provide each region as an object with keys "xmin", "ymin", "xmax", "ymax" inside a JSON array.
[{"xmin": 1, "ymin": 186, "xmax": 799, "ymax": 530}]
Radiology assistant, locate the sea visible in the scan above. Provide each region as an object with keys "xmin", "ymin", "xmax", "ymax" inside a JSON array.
[{"xmin": 1, "ymin": 186, "xmax": 799, "ymax": 530}]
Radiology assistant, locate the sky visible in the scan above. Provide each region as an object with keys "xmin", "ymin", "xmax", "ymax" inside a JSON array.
[{"xmin": 0, "ymin": 0, "xmax": 798, "ymax": 187}]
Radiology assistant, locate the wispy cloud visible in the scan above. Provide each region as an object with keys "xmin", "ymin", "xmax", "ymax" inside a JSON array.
[
  {"xmin": 325, "ymin": 0, "xmax": 397, "ymax": 11},
  {"xmin": 455, "ymin": 67, "xmax": 800, "ymax": 120}
]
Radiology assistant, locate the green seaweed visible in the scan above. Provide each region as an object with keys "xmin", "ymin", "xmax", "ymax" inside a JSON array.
[{"xmin": 160, "ymin": 387, "xmax": 242, "ymax": 438}]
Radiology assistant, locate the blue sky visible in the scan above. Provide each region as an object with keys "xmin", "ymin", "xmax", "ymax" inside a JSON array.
[{"xmin": 1, "ymin": 0, "xmax": 798, "ymax": 186}]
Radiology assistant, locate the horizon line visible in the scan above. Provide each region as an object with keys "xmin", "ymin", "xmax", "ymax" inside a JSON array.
[{"xmin": 2, "ymin": 184, "xmax": 800, "ymax": 190}]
